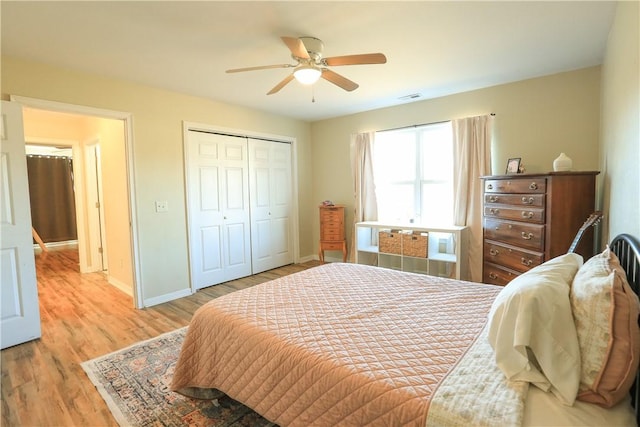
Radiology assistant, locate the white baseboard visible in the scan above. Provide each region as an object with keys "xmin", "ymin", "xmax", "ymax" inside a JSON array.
[
  {"xmin": 33, "ymin": 240, "xmax": 79, "ymax": 251},
  {"xmin": 108, "ymin": 275, "xmax": 133, "ymax": 297},
  {"xmin": 143, "ymin": 288, "xmax": 193, "ymax": 308},
  {"xmin": 297, "ymin": 254, "xmax": 317, "ymax": 263}
]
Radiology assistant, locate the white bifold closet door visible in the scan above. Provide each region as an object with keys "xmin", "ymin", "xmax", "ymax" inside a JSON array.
[
  {"xmin": 187, "ymin": 131, "xmax": 252, "ymax": 289},
  {"xmin": 248, "ymin": 138, "xmax": 293, "ymax": 274},
  {"xmin": 186, "ymin": 130, "xmax": 293, "ymax": 290}
]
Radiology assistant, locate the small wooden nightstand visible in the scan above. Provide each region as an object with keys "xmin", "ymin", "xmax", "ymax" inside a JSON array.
[{"xmin": 318, "ymin": 205, "xmax": 347, "ymax": 263}]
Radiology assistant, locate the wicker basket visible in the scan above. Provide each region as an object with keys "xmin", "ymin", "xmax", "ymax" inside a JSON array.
[
  {"xmin": 379, "ymin": 230, "xmax": 402, "ymax": 254},
  {"xmin": 402, "ymin": 231, "xmax": 428, "ymax": 258}
]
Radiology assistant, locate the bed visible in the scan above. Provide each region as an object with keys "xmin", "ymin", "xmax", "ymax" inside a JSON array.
[{"xmin": 171, "ymin": 234, "xmax": 640, "ymax": 426}]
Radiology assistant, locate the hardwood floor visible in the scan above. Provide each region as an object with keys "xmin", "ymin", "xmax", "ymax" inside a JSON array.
[{"xmin": 1, "ymin": 248, "xmax": 320, "ymax": 426}]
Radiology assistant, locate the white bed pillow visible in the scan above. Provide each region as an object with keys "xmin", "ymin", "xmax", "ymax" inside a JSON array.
[{"xmin": 488, "ymin": 253, "xmax": 583, "ymax": 405}]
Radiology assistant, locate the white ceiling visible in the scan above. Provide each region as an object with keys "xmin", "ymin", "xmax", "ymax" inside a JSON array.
[{"xmin": 1, "ymin": 1, "xmax": 616, "ymax": 122}]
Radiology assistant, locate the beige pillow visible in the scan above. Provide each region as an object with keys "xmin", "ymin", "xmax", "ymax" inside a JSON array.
[
  {"xmin": 488, "ymin": 253, "xmax": 583, "ymax": 405},
  {"xmin": 570, "ymin": 246, "xmax": 640, "ymax": 408}
]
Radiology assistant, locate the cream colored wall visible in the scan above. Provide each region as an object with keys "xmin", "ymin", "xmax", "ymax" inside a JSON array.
[
  {"xmin": 2, "ymin": 56, "xmax": 313, "ymax": 303},
  {"xmin": 22, "ymin": 108, "xmax": 86, "ymax": 141},
  {"xmin": 600, "ymin": 1, "xmax": 640, "ymax": 243},
  {"xmin": 311, "ymin": 67, "xmax": 601, "ymax": 261}
]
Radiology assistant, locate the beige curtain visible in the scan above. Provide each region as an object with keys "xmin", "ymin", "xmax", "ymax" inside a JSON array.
[
  {"xmin": 452, "ymin": 115, "xmax": 493, "ymax": 282},
  {"xmin": 349, "ymin": 132, "xmax": 378, "ymax": 262}
]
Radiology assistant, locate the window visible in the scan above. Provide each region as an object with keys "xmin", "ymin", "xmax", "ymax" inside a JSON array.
[{"xmin": 374, "ymin": 122, "xmax": 453, "ymax": 225}]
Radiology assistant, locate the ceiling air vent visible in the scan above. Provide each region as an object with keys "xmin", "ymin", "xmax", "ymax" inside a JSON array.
[{"xmin": 398, "ymin": 93, "xmax": 421, "ymax": 101}]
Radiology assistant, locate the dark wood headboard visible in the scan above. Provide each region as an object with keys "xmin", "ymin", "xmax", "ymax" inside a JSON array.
[{"xmin": 610, "ymin": 233, "xmax": 640, "ymax": 424}]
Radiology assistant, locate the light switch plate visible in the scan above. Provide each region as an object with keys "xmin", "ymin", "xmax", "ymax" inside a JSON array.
[{"xmin": 155, "ymin": 200, "xmax": 168, "ymax": 213}]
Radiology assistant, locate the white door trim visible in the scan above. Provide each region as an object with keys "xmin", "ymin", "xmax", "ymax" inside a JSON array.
[
  {"xmin": 182, "ymin": 121, "xmax": 300, "ymax": 292},
  {"xmin": 11, "ymin": 95, "xmax": 143, "ymax": 308}
]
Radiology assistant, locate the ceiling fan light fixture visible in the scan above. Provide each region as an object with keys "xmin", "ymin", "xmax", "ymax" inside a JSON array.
[{"xmin": 294, "ymin": 65, "xmax": 321, "ymax": 85}]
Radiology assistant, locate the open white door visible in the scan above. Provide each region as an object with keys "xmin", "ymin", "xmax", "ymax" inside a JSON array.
[
  {"xmin": 84, "ymin": 142, "xmax": 107, "ymax": 272},
  {"xmin": 1, "ymin": 100, "xmax": 41, "ymax": 349}
]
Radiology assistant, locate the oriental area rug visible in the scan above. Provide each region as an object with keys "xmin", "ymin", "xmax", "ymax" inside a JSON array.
[{"xmin": 81, "ymin": 328, "xmax": 276, "ymax": 427}]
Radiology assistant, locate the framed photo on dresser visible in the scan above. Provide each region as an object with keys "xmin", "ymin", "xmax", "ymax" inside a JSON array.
[{"xmin": 505, "ymin": 157, "xmax": 521, "ymax": 174}]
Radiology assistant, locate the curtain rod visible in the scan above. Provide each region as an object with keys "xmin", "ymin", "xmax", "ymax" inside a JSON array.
[{"xmin": 378, "ymin": 113, "xmax": 495, "ymax": 134}]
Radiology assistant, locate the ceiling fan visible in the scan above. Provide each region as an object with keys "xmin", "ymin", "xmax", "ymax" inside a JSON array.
[{"xmin": 226, "ymin": 36, "xmax": 387, "ymax": 95}]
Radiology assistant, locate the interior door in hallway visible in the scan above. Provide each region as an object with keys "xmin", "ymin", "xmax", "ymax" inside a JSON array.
[
  {"xmin": 186, "ymin": 131, "xmax": 251, "ymax": 289},
  {"xmin": 249, "ymin": 138, "xmax": 293, "ymax": 273},
  {"xmin": 1, "ymin": 100, "xmax": 41, "ymax": 349}
]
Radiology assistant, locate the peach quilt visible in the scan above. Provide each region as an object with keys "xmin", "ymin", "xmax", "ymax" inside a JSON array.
[{"xmin": 171, "ymin": 263, "xmax": 524, "ymax": 426}]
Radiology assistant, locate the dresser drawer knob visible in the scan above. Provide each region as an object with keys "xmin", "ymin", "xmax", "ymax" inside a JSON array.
[
  {"xmin": 521, "ymin": 232, "xmax": 534, "ymax": 240},
  {"xmin": 489, "ymin": 208, "xmax": 500, "ymax": 215},
  {"xmin": 529, "ymin": 182, "xmax": 538, "ymax": 190},
  {"xmin": 489, "ymin": 272, "xmax": 498, "ymax": 280},
  {"xmin": 522, "ymin": 197, "xmax": 534, "ymax": 205},
  {"xmin": 489, "ymin": 248, "xmax": 499, "ymax": 256},
  {"xmin": 487, "ymin": 184, "xmax": 493, "ymax": 190},
  {"xmin": 521, "ymin": 257, "xmax": 533, "ymax": 266},
  {"xmin": 521, "ymin": 211, "xmax": 534, "ymax": 219},
  {"xmin": 489, "ymin": 196, "xmax": 499, "ymax": 202}
]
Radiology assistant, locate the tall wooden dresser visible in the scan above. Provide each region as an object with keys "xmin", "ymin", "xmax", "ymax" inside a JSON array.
[
  {"xmin": 318, "ymin": 204, "xmax": 347, "ymax": 263},
  {"xmin": 482, "ymin": 171, "xmax": 599, "ymax": 286}
]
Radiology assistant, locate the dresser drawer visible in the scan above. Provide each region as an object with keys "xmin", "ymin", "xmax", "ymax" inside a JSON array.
[
  {"xmin": 483, "ymin": 262, "xmax": 520, "ymax": 286},
  {"xmin": 320, "ymin": 208, "xmax": 343, "ymax": 220},
  {"xmin": 484, "ymin": 178, "xmax": 546, "ymax": 194},
  {"xmin": 484, "ymin": 206, "xmax": 545, "ymax": 224},
  {"xmin": 484, "ymin": 240, "xmax": 544, "ymax": 273},
  {"xmin": 320, "ymin": 241, "xmax": 345, "ymax": 250},
  {"xmin": 321, "ymin": 221, "xmax": 343, "ymax": 230},
  {"xmin": 484, "ymin": 193, "xmax": 545, "ymax": 208},
  {"xmin": 483, "ymin": 218, "xmax": 544, "ymax": 251},
  {"xmin": 321, "ymin": 232, "xmax": 344, "ymax": 241},
  {"xmin": 321, "ymin": 224, "xmax": 344, "ymax": 234}
]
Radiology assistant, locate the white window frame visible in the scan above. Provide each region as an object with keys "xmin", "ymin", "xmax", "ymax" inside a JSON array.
[{"xmin": 374, "ymin": 121, "xmax": 453, "ymax": 225}]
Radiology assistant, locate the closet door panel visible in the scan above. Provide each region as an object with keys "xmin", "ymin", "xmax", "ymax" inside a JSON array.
[
  {"xmin": 200, "ymin": 225, "xmax": 223, "ymax": 272},
  {"xmin": 249, "ymin": 139, "xmax": 293, "ymax": 273},
  {"xmin": 187, "ymin": 131, "xmax": 250, "ymax": 289}
]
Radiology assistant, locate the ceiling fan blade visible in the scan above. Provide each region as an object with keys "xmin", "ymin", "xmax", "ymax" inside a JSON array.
[
  {"xmin": 226, "ymin": 64, "xmax": 293, "ymax": 73},
  {"xmin": 321, "ymin": 69, "xmax": 359, "ymax": 92},
  {"xmin": 324, "ymin": 53, "xmax": 387, "ymax": 66},
  {"xmin": 281, "ymin": 36, "xmax": 310, "ymax": 59},
  {"xmin": 267, "ymin": 74, "xmax": 295, "ymax": 95}
]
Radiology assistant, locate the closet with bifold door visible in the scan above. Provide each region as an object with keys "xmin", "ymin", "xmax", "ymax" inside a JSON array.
[{"xmin": 185, "ymin": 129, "xmax": 294, "ymax": 290}]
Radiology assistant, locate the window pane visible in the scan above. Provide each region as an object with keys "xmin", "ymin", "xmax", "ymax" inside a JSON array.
[
  {"xmin": 374, "ymin": 131, "xmax": 416, "ymax": 182},
  {"xmin": 421, "ymin": 182, "xmax": 453, "ymax": 225},
  {"xmin": 421, "ymin": 124, "xmax": 453, "ymax": 181},
  {"xmin": 374, "ymin": 122, "xmax": 453, "ymax": 225},
  {"xmin": 376, "ymin": 184, "xmax": 415, "ymax": 223}
]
